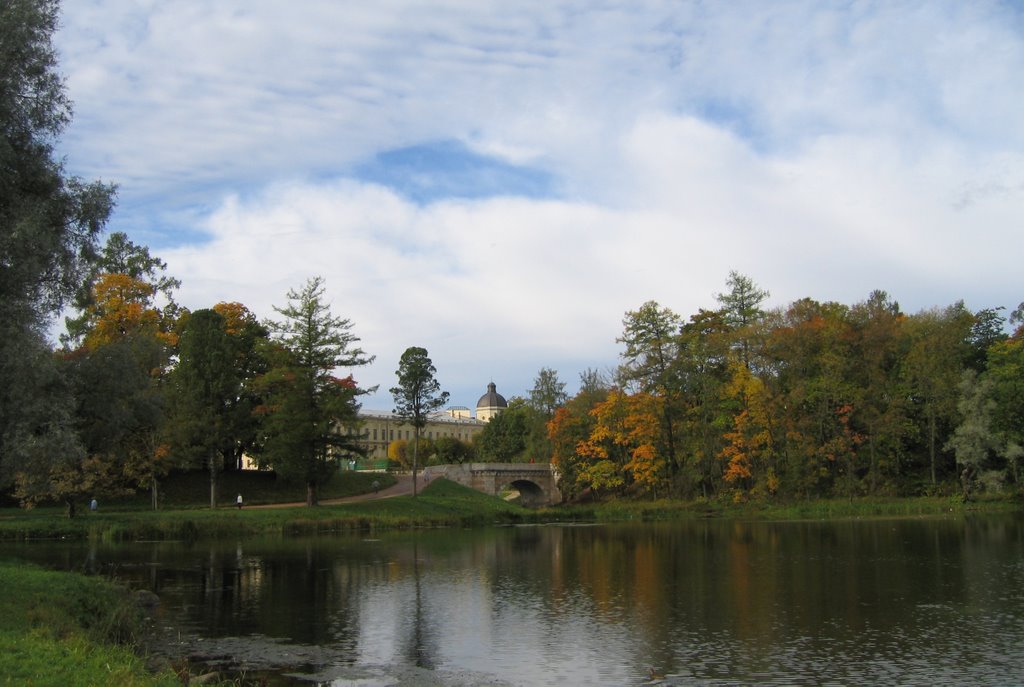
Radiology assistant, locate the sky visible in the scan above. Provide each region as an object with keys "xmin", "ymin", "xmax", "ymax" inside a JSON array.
[{"xmin": 53, "ymin": 1, "xmax": 1024, "ymax": 411}]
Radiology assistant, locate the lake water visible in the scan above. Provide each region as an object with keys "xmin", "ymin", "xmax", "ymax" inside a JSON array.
[{"xmin": 4, "ymin": 515, "xmax": 1024, "ymax": 686}]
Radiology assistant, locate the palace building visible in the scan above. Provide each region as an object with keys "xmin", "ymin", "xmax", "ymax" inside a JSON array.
[
  {"xmin": 354, "ymin": 383, "xmax": 508, "ymax": 460},
  {"xmin": 475, "ymin": 381, "xmax": 508, "ymax": 422}
]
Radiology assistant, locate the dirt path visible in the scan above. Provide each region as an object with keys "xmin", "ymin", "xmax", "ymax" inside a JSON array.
[{"xmin": 247, "ymin": 474, "xmax": 416, "ymax": 509}]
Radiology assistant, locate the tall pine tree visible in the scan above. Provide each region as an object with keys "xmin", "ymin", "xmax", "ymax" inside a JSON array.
[{"xmin": 258, "ymin": 277, "xmax": 374, "ymax": 505}]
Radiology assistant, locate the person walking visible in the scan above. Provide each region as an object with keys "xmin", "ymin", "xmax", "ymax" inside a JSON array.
[{"xmin": 236, "ymin": 493, "xmax": 243, "ymax": 509}]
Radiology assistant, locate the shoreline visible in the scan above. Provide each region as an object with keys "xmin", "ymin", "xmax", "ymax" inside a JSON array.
[
  {"xmin": 0, "ymin": 478, "xmax": 1019, "ymax": 543},
  {"xmin": 1, "ymin": 487, "xmax": 1019, "ymax": 685}
]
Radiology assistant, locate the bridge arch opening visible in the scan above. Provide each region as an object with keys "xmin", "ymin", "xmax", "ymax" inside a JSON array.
[{"xmin": 500, "ymin": 479, "xmax": 546, "ymax": 507}]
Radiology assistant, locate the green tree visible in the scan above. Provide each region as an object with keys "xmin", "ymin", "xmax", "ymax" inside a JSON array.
[
  {"xmin": 431, "ymin": 436, "xmax": 475, "ymax": 464},
  {"xmin": 965, "ymin": 307, "xmax": 1007, "ymax": 372},
  {"xmin": 529, "ymin": 368, "xmax": 568, "ymax": 417},
  {"xmin": 212, "ymin": 302, "xmax": 270, "ymax": 471},
  {"xmin": 766, "ymin": 298, "xmax": 858, "ymax": 497},
  {"xmin": 578, "ymin": 367, "xmax": 609, "ymax": 396},
  {"xmin": 676, "ymin": 309, "xmax": 731, "ymax": 497},
  {"xmin": 9, "ymin": 347, "xmax": 87, "ymax": 516},
  {"xmin": 945, "ymin": 370, "xmax": 1001, "ymax": 499},
  {"xmin": 475, "ymin": 398, "xmax": 535, "ymax": 463},
  {"xmin": 70, "ymin": 336, "xmax": 166, "ymax": 509},
  {"xmin": 617, "ymin": 301, "xmax": 683, "ymax": 479},
  {"xmin": 526, "ymin": 367, "xmax": 568, "ymax": 463},
  {"xmin": 258, "ymin": 277, "xmax": 373, "ymax": 505},
  {"xmin": 0, "ymin": 0, "xmax": 114, "ymax": 324},
  {"xmin": 166, "ymin": 309, "xmax": 239, "ymax": 508},
  {"xmin": 902, "ymin": 303, "xmax": 973, "ymax": 485},
  {"xmin": 390, "ymin": 346, "xmax": 449, "ymax": 496},
  {"xmin": 1011, "ymin": 302, "xmax": 1024, "ymax": 338},
  {"xmin": 847, "ymin": 291, "xmax": 911, "ymax": 493},
  {"xmin": 986, "ymin": 331, "xmax": 1024, "ymax": 484},
  {"xmin": 0, "ymin": 0, "xmax": 115, "ymax": 492},
  {"xmin": 716, "ymin": 270, "xmax": 770, "ymax": 370}
]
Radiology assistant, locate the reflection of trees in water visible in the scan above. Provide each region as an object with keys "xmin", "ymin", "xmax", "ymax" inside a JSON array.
[
  {"xmin": 150, "ymin": 540, "xmax": 400, "ymax": 650},
  {"xmin": 13, "ymin": 519, "xmax": 1022, "ymax": 684},
  {"xmin": 404, "ymin": 537, "xmax": 437, "ymax": 669}
]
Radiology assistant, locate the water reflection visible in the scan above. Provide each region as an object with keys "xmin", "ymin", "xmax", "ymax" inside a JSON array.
[{"xmin": 3, "ymin": 516, "xmax": 1023, "ymax": 685}]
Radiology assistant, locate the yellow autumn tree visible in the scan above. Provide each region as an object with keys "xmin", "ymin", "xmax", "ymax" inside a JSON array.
[
  {"xmin": 575, "ymin": 391, "xmax": 628, "ymax": 495},
  {"xmin": 718, "ymin": 361, "xmax": 777, "ymax": 500},
  {"xmin": 82, "ymin": 273, "xmax": 177, "ymax": 351},
  {"xmin": 576, "ymin": 390, "xmax": 667, "ymax": 497},
  {"xmin": 389, "ymin": 439, "xmax": 410, "ymax": 468}
]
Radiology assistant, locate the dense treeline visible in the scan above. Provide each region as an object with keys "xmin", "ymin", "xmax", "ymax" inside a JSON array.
[
  {"xmin": 542, "ymin": 273, "xmax": 1023, "ymax": 501},
  {"xmin": 7, "ymin": 226, "xmax": 374, "ymax": 514},
  {"xmin": 0, "ymin": 3, "xmax": 378, "ymax": 514}
]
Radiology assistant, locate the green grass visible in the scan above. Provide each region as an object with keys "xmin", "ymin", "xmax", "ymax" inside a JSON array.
[
  {"xmin": 733, "ymin": 493, "xmax": 1022, "ymax": 520},
  {"xmin": 537, "ymin": 492, "xmax": 1022, "ymax": 523},
  {"xmin": 0, "ymin": 561, "xmax": 180, "ymax": 686},
  {"xmin": 0, "ymin": 478, "xmax": 525, "ymax": 542},
  {"xmin": 104, "ymin": 469, "xmax": 396, "ymax": 510},
  {"xmin": 330, "ymin": 477, "xmax": 527, "ymax": 525},
  {"xmin": 2, "ymin": 475, "xmax": 1019, "ymax": 544}
]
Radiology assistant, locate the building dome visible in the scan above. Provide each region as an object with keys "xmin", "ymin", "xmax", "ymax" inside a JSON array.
[{"xmin": 476, "ymin": 382, "xmax": 507, "ymax": 422}]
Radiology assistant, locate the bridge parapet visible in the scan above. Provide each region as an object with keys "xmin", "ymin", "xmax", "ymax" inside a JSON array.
[{"xmin": 423, "ymin": 463, "xmax": 562, "ymax": 506}]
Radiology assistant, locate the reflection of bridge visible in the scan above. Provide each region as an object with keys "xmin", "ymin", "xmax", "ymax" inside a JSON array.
[{"xmin": 422, "ymin": 463, "xmax": 562, "ymax": 507}]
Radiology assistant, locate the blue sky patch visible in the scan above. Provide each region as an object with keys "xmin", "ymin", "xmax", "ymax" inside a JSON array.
[{"xmin": 354, "ymin": 140, "xmax": 556, "ymax": 204}]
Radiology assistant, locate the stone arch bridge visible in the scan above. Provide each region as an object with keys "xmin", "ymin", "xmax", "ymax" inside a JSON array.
[{"xmin": 422, "ymin": 463, "xmax": 562, "ymax": 507}]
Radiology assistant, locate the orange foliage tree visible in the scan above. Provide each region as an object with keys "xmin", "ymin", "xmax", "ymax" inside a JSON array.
[
  {"xmin": 574, "ymin": 390, "xmax": 667, "ymax": 497},
  {"xmin": 82, "ymin": 274, "xmax": 178, "ymax": 351},
  {"xmin": 547, "ymin": 380, "xmax": 608, "ymax": 500},
  {"xmin": 718, "ymin": 362, "xmax": 777, "ymax": 500}
]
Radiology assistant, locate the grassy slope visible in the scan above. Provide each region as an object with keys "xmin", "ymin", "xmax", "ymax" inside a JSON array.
[{"xmin": 0, "ymin": 562, "xmax": 179, "ymax": 687}]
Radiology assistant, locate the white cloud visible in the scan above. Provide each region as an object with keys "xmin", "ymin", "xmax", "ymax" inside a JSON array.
[{"xmin": 52, "ymin": 1, "xmax": 1024, "ymax": 406}]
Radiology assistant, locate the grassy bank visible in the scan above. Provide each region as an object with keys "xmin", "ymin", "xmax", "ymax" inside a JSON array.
[
  {"xmin": 2, "ymin": 478, "xmax": 1020, "ymax": 543},
  {"xmin": 0, "ymin": 478, "xmax": 525, "ymax": 542},
  {"xmin": 541, "ymin": 492, "xmax": 1022, "ymax": 523},
  {"xmin": 0, "ymin": 561, "xmax": 180, "ymax": 686}
]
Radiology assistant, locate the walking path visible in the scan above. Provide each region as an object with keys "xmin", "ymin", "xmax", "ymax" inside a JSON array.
[{"xmin": 248, "ymin": 474, "xmax": 416, "ymax": 509}]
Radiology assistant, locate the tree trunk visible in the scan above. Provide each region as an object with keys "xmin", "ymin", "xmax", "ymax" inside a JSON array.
[
  {"xmin": 209, "ymin": 454, "xmax": 217, "ymax": 509},
  {"xmin": 929, "ymin": 408, "xmax": 937, "ymax": 485},
  {"xmin": 868, "ymin": 420, "xmax": 878, "ymax": 495},
  {"xmin": 65, "ymin": 497, "xmax": 76, "ymax": 519},
  {"xmin": 151, "ymin": 476, "xmax": 159, "ymax": 511},
  {"xmin": 960, "ymin": 465, "xmax": 975, "ymax": 502},
  {"xmin": 306, "ymin": 481, "xmax": 318, "ymax": 506},
  {"xmin": 412, "ymin": 429, "xmax": 419, "ymax": 497}
]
